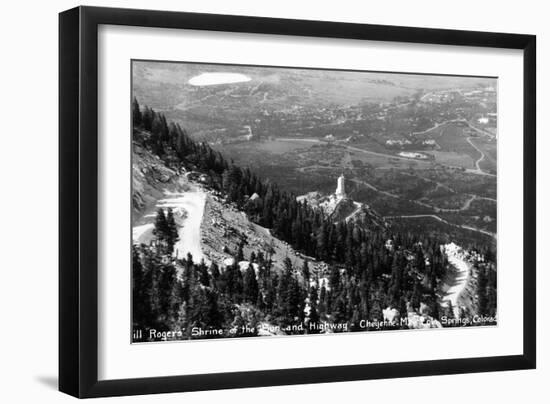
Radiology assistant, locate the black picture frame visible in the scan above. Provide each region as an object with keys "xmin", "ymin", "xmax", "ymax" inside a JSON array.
[{"xmin": 59, "ymin": 5, "xmax": 536, "ymax": 398}]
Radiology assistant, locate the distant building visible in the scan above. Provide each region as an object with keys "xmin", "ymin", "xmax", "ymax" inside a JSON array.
[
  {"xmin": 386, "ymin": 139, "xmax": 412, "ymax": 148},
  {"xmin": 478, "ymin": 116, "xmax": 489, "ymax": 124},
  {"xmin": 398, "ymin": 151, "xmax": 428, "ymax": 160},
  {"xmin": 335, "ymin": 174, "xmax": 346, "ymax": 198}
]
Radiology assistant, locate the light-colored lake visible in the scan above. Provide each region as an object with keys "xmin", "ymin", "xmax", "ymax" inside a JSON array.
[{"xmin": 188, "ymin": 72, "xmax": 251, "ymax": 86}]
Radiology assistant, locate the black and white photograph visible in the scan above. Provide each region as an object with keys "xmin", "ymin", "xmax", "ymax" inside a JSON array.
[
  {"xmin": 131, "ymin": 61, "xmax": 498, "ymax": 343},
  {"xmin": 0, "ymin": 0, "xmax": 544, "ymax": 401}
]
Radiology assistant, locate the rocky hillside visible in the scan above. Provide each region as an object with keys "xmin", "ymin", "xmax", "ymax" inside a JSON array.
[
  {"xmin": 133, "ymin": 142, "xmax": 181, "ymax": 220},
  {"xmin": 201, "ymin": 194, "xmax": 323, "ymax": 273},
  {"xmin": 297, "ymin": 190, "xmax": 387, "ymax": 232},
  {"xmin": 132, "ymin": 142, "xmax": 325, "ymax": 273}
]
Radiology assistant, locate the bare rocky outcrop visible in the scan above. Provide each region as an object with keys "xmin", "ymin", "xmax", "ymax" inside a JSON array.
[
  {"xmin": 132, "ymin": 143, "xmax": 182, "ymax": 220},
  {"xmin": 297, "ymin": 183, "xmax": 386, "ymax": 232},
  {"xmin": 201, "ymin": 194, "xmax": 322, "ymax": 273}
]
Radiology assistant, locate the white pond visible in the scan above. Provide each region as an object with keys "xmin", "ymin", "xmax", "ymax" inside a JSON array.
[{"xmin": 188, "ymin": 72, "xmax": 251, "ymax": 86}]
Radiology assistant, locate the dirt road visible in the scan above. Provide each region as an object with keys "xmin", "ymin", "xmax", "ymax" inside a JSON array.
[
  {"xmin": 132, "ymin": 188, "xmax": 208, "ymax": 263},
  {"xmin": 441, "ymin": 243, "xmax": 471, "ymax": 318}
]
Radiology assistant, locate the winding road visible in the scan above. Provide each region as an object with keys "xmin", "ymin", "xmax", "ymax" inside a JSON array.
[
  {"xmin": 466, "ymin": 136, "xmax": 488, "ymax": 173},
  {"xmin": 133, "ymin": 188, "xmax": 208, "ymax": 263},
  {"xmin": 350, "ymin": 178, "xmax": 487, "ymax": 214},
  {"xmin": 343, "ymin": 201, "xmax": 363, "ymax": 222},
  {"xmin": 278, "ymin": 120, "xmax": 496, "ymax": 177},
  {"xmin": 441, "ymin": 243, "xmax": 471, "ymax": 318},
  {"xmin": 383, "ymin": 214, "xmax": 496, "ymax": 239},
  {"xmin": 411, "ymin": 118, "xmax": 496, "ymax": 176}
]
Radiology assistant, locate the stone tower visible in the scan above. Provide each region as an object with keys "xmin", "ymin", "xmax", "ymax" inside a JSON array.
[{"xmin": 335, "ymin": 174, "xmax": 346, "ymax": 198}]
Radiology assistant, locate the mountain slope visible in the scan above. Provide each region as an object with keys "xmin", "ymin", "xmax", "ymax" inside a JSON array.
[
  {"xmin": 132, "ymin": 142, "xmax": 319, "ymax": 273},
  {"xmin": 132, "ymin": 142, "xmax": 181, "ymax": 219}
]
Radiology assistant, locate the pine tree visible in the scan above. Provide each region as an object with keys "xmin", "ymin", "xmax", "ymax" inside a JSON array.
[
  {"xmin": 430, "ymin": 298, "xmax": 440, "ymax": 320},
  {"xmin": 165, "ymin": 208, "xmax": 179, "ymax": 255},
  {"xmin": 151, "ymin": 115, "xmax": 165, "ymax": 156},
  {"xmin": 411, "ymin": 280, "xmax": 422, "ymax": 311},
  {"xmin": 275, "ymin": 258, "xmax": 294, "ymax": 324},
  {"xmin": 243, "ymin": 263, "xmax": 259, "ymax": 303},
  {"xmin": 444, "ymin": 301, "xmax": 454, "ymax": 321},
  {"xmin": 301, "ymin": 260, "xmax": 311, "ymax": 286},
  {"xmin": 369, "ymin": 298, "xmax": 383, "ymax": 322},
  {"xmin": 153, "ymin": 208, "xmax": 170, "ymax": 255},
  {"xmin": 209, "ymin": 262, "xmax": 221, "ymax": 284},
  {"xmin": 175, "ymin": 125, "xmax": 188, "ymax": 159},
  {"xmin": 198, "ymin": 260, "xmax": 210, "ymax": 287},
  {"xmin": 331, "ymin": 295, "xmax": 347, "ymax": 327},
  {"xmin": 137, "ymin": 246, "xmax": 164, "ymax": 333},
  {"xmin": 142, "ymin": 107, "xmax": 153, "ymax": 131},
  {"xmin": 160, "ymin": 114, "xmax": 170, "ymax": 143},
  {"xmin": 477, "ymin": 264, "xmax": 488, "ymax": 316},
  {"xmin": 316, "ymin": 222, "xmax": 329, "ymax": 261},
  {"xmin": 236, "ymin": 242, "xmax": 245, "ymax": 262},
  {"xmin": 319, "ymin": 282, "xmax": 328, "ymax": 316},
  {"xmin": 223, "ymin": 263, "xmax": 243, "ymax": 302},
  {"xmin": 307, "ymin": 285, "xmax": 320, "ymax": 331},
  {"xmin": 132, "ymin": 97, "xmax": 142, "ymax": 127},
  {"xmin": 292, "ymin": 278, "xmax": 306, "ymax": 323},
  {"xmin": 486, "ymin": 265, "xmax": 497, "ymax": 317},
  {"xmin": 186, "ymin": 287, "xmax": 209, "ymax": 337},
  {"xmin": 204, "ymin": 290, "xmax": 224, "ymax": 331},
  {"xmin": 328, "ymin": 266, "xmax": 341, "ymax": 296},
  {"xmin": 388, "ymin": 252, "xmax": 404, "ymax": 307},
  {"xmin": 132, "ymin": 246, "xmax": 146, "ymax": 329},
  {"xmin": 158, "ymin": 262, "xmax": 181, "ymax": 330}
]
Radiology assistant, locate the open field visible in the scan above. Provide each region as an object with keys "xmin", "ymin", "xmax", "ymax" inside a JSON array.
[
  {"xmin": 430, "ymin": 150, "xmax": 476, "ymax": 170},
  {"xmin": 468, "ymin": 137, "xmax": 497, "ymax": 174},
  {"xmin": 252, "ymin": 139, "xmax": 318, "ymax": 154},
  {"xmin": 419, "ymin": 168, "xmax": 496, "ymax": 200}
]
